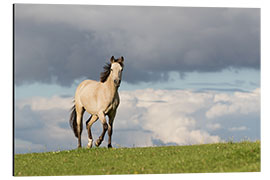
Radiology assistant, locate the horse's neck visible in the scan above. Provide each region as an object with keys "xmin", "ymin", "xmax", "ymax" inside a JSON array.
[{"xmin": 103, "ymin": 75, "xmax": 118, "ymax": 99}]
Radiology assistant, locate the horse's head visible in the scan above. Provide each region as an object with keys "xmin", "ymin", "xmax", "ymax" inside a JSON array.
[{"xmin": 110, "ymin": 56, "xmax": 124, "ymax": 88}]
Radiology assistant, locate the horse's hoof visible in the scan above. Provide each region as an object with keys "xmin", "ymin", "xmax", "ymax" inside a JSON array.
[
  {"xmin": 108, "ymin": 144, "xmax": 112, "ymax": 148},
  {"xmin": 95, "ymin": 141, "xmax": 100, "ymax": 147},
  {"xmin": 87, "ymin": 139, "xmax": 93, "ymax": 149}
]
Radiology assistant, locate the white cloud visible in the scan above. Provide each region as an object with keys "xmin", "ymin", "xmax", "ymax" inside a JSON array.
[
  {"xmin": 117, "ymin": 88, "xmax": 260, "ymax": 145},
  {"xmin": 15, "ymin": 96, "xmax": 77, "ymax": 153},
  {"xmin": 17, "ymin": 95, "xmax": 73, "ymax": 111},
  {"xmin": 15, "ymin": 88, "xmax": 260, "ymax": 153},
  {"xmin": 206, "ymin": 88, "xmax": 260, "ymax": 119},
  {"xmin": 117, "ymin": 89, "xmax": 219, "ymax": 145}
]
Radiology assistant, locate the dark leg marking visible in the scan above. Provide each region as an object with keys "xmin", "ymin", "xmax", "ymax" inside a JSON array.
[{"xmin": 95, "ymin": 123, "xmax": 108, "ymax": 147}]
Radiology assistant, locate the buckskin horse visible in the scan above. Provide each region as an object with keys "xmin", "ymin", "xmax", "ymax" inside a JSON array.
[{"xmin": 69, "ymin": 56, "xmax": 124, "ymax": 148}]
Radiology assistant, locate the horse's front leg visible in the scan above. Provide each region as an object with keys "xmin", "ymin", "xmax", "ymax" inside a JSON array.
[
  {"xmin": 107, "ymin": 111, "xmax": 116, "ymax": 148},
  {"xmin": 86, "ymin": 114, "xmax": 98, "ymax": 148},
  {"xmin": 95, "ymin": 112, "xmax": 108, "ymax": 147}
]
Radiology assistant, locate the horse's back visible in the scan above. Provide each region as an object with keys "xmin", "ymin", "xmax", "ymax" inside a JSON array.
[{"xmin": 75, "ymin": 79, "xmax": 97, "ymax": 95}]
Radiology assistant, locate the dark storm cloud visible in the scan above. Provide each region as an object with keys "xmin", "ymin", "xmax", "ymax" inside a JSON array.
[
  {"xmin": 14, "ymin": 4, "xmax": 260, "ymax": 86},
  {"xmin": 15, "ymin": 20, "xmax": 109, "ymax": 86}
]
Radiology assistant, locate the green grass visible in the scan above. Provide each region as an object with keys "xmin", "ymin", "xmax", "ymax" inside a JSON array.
[{"xmin": 14, "ymin": 141, "xmax": 260, "ymax": 176}]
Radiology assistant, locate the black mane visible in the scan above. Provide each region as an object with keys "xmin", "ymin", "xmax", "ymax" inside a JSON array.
[{"xmin": 100, "ymin": 63, "xmax": 111, "ymax": 83}]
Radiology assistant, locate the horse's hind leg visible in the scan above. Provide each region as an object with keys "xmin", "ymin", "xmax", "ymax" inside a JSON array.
[
  {"xmin": 76, "ymin": 105, "xmax": 85, "ymax": 148},
  {"xmin": 86, "ymin": 114, "xmax": 98, "ymax": 148},
  {"xmin": 95, "ymin": 112, "xmax": 108, "ymax": 147}
]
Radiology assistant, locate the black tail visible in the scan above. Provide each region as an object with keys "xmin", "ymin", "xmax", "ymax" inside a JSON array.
[{"xmin": 69, "ymin": 104, "xmax": 79, "ymax": 138}]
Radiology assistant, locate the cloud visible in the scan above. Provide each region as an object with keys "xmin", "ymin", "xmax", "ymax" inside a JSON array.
[
  {"xmin": 16, "ymin": 95, "xmax": 73, "ymax": 111},
  {"xmin": 118, "ymin": 89, "xmax": 220, "ymax": 145},
  {"xmin": 15, "ymin": 105, "xmax": 45, "ymax": 130},
  {"xmin": 14, "ymin": 4, "xmax": 260, "ymax": 86},
  {"xmin": 15, "ymin": 96, "xmax": 76, "ymax": 153},
  {"xmin": 205, "ymin": 88, "xmax": 260, "ymax": 119},
  {"xmin": 206, "ymin": 123, "xmax": 221, "ymax": 130},
  {"xmin": 117, "ymin": 88, "xmax": 260, "ymax": 145},
  {"xmin": 229, "ymin": 126, "xmax": 248, "ymax": 132},
  {"xmin": 15, "ymin": 88, "xmax": 260, "ymax": 153},
  {"xmin": 15, "ymin": 139, "xmax": 45, "ymax": 154}
]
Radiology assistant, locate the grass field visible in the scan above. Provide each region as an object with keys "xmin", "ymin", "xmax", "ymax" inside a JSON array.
[{"xmin": 14, "ymin": 141, "xmax": 260, "ymax": 176}]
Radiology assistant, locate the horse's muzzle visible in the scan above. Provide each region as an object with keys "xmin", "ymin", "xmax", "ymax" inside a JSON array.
[{"xmin": 114, "ymin": 79, "xmax": 121, "ymax": 87}]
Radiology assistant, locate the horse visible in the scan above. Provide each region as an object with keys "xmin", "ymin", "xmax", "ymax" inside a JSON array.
[{"xmin": 69, "ymin": 56, "xmax": 124, "ymax": 148}]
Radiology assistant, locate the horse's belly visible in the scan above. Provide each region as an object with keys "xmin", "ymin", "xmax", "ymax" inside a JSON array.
[
  {"xmin": 84, "ymin": 103, "xmax": 99, "ymax": 115},
  {"xmin": 83, "ymin": 99, "xmax": 111, "ymax": 115}
]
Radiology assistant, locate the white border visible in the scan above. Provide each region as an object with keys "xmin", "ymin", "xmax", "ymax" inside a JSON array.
[
  {"xmin": 1, "ymin": 0, "xmax": 269, "ymax": 180},
  {"xmin": 6, "ymin": 0, "xmax": 265, "ymax": 7}
]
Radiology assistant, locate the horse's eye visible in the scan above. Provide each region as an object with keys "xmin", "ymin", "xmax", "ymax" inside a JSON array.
[{"xmin": 110, "ymin": 69, "xmax": 113, "ymax": 72}]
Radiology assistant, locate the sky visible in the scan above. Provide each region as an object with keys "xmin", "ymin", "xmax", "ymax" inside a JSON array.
[{"xmin": 14, "ymin": 4, "xmax": 260, "ymax": 154}]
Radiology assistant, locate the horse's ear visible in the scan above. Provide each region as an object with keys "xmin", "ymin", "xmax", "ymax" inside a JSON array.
[
  {"xmin": 110, "ymin": 56, "xmax": 115, "ymax": 63},
  {"xmin": 119, "ymin": 56, "xmax": 124, "ymax": 63}
]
